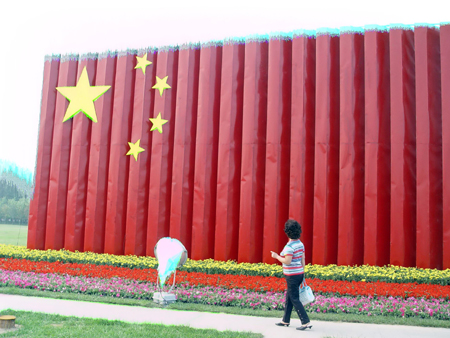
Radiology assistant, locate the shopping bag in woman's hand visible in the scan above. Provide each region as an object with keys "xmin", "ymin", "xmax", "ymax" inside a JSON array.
[{"xmin": 299, "ymin": 279, "xmax": 315, "ymax": 305}]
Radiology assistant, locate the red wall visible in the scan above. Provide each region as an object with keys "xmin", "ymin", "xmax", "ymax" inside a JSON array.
[{"xmin": 29, "ymin": 25, "xmax": 448, "ymax": 269}]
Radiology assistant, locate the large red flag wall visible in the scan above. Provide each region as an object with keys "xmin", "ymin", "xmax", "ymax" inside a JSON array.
[{"xmin": 28, "ymin": 24, "xmax": 450, "ymax": 270}]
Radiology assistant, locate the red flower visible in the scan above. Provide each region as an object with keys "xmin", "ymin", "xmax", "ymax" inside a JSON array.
[{"xmin": 1, "ymin": 258, "xmax": 449, "ymax": 300}]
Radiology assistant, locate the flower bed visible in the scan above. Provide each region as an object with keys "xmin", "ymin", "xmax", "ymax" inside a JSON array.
[
  {"xmin": 1, "ymin": 244, "xmax": 449, "ymax": 321},
  {"xmin": 1, "ymin": 258, "xmax": 449, "ymax": 299},
  {"xmin": 311, "ymin": 295, "xmax": 450, "ymax": 320},
  {"xmin": 1, "ymin": 245, "xmax": 449, "ymax": 284},
  {"xmin": 1, "ymin": 269, "xmax": 449, "ymax": 320}
]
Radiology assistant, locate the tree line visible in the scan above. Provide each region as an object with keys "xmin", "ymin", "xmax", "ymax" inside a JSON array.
[
  {"xmin": 0, "ymin": 179, "xmax": 30, "ymax": 225},
  {"xmin": 0, "ymin": 197, "xmax": 29, "ymax": 224}
]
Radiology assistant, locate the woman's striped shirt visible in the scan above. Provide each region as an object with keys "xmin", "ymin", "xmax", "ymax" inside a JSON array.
[{"xmin": 280, "ymin": 240, "xmax": 304, "ymax": 276}]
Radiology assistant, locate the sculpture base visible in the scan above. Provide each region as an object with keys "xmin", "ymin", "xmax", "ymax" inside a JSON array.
[{"xmin": 153, "ymin": 292, "xmax": 177, "ymax": 305}]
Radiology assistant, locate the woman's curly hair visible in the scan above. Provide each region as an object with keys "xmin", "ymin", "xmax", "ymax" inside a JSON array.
[{"xmin": 284, "ymin": 219, "xmax": 302, "ymax": 239}]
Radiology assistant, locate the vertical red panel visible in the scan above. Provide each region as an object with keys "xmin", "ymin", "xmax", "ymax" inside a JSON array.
[
  {"xmin": 415, "ymin": 27, "xmax": 442, "ymax": 269},
  {"xmin": 124, "ymin": 50, "xmax": 157, "ymax": 256},
  {"xmin": 104, "ymin": 53, "xmax": 135, "ymax": 255},
  {"xmin": 146, "ymin": 50, "xmax": 179, "ymax": 256},
  {"xmin": 214, "ymin": 42, "xmax": 245, "ymax": 261},
  {"xmin": 442, "ymin": 24, "xmax": 450, "ymax": 270},
  {"xmin": 389, "ymin": 28, "xmax": 416, "ymax": 267},
  {"xmin": 337, "ymin": 32, "xmax": 365, "ymax": 266},
  {"xmin": 363, "ymin": 29, "xmax": 391, "ymax": 266},
  {"xmin": 262, "ymin": 38, "xmax": 292, "ymax": 264},
  {"xmin": 191, "ymin": 45, "xmax": 222, "ymax": 260},
  {"xmin": 28, "ymin": 56, "xmax": 59, "ymax": 250},
  {"xmin": 45, "ymin": 56, "xmax": 78, "ymax": 250},
  {"xmin": 313, "ymin": 33, "xmax": 340, "ymax": 265},
  {"xmin": 238, "ymin": 40, "xmax": 268, "ymax": 263},
  {"xmin": 84, "ymin": 54, "xmax": 116, "ymax": 254},
  {"xmin": 289, "ymin": 34, "xmax": 316, "ymax": 265},
  {"xmin": 64, "ymin": 56, "xmax": 96, "ymax": 252},
  {"xmin": 169, "ymin": 48, "xmax": 200, "ymax": 255}
]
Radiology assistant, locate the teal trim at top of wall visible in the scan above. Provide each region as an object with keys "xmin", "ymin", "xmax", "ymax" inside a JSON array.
[
  {"xmin": 244, "ymin": 34, "xmax": 270, "ymax": 43},
  {"xmin": 268, "ymin": 31, "xmax": 294, "ymax": 41},
  {"xmin": 223, "ymin": 37, "xmax": 246, "ymax": 46},
  {"xmin": 98, "ymin": 50, "xmax": 119, "ymax": 60},
  {"xmin": 79, "ymin": 53, "xmax": 99, "ymax": 61},
  {"xmin": 316, "ymin": 27, "xmax": 341, "ymax": 37},
  {"xmin": 339, "ymin": 26, "xmax": 365, "ymax": 35},
  {"xmin": 60, "ymin": 53, "xmax": 80, "ymax": 62},
  {"xmin": 178, "ymin": 42, "xmax": 201, "ymax": 50},
  {"xmin": 389, "ymin": 23, "xmax": 415, "ymax": 31},
  {"xmin": 414, "ymin": 23, "xmax": 441, "ymax": 30},
  {"xmin": 363, "ymin": 24, "xmax": 390, "ymax": 33},
  {"xmin": 292, "ymin": 29, "xmax": 318, "ymax": 38},
  {"xmin": 44, "ymin": 54, "xmax": 61, "ymax": 62},
  {"xmin": 47, "ymin": 22, "xmax": 445, "ymax": 60}
]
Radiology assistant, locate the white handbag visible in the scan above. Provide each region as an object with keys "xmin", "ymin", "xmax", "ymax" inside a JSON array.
[{"xmin": 299, "ymin": 279, "xmax": 315, "ymax": 305}]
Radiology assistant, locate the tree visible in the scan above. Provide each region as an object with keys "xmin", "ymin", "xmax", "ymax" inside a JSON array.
[
  {"xmin": 0, "ymin": 197, "xmax": 6, "ymax": 222},
  {"xmin": 0, "ymin": 180, "xmax": 23, "ymax": 200},
  {"xmin": 17, "ymin": 198, "xmax": 30, "ymax": 224},
  {"xmin": 0, "ymin": 196, "xmax": 29, "ymax": 224}
]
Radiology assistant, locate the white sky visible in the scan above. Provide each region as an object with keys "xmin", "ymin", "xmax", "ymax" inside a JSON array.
[{"xmin": 0, "ymin": 0, "xmax": 447, "ymax": 173}]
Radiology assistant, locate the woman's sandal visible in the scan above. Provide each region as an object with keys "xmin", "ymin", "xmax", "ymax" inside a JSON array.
[
  {"xmin": 296, "ymin": 323, "xmax": 312, "ymax": 330},
  {"xmin": 275, "ymin": 322, "xmax": 290, "ymax": 327}
]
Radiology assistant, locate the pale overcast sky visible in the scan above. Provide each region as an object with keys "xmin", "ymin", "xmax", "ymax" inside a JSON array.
[{"xmin": 0, "ymin": 0, "xmax": 447, "ymax": 173}]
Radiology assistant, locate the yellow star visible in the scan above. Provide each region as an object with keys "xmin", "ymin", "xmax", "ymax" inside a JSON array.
[
  {"xmin": 56, "ymin": 66, "xmax": 110, "ymax": 123},
  {"xmin": 152, "ymin": 76, "xmax": 171, "ymax": 96},
  {"xmin": 149, "ymin": 113, "xmax": 168, "ymax": 134},
  {"xmin": 135, "ymin": 53, "xmax": 152, "ymax": 75},
  {"xmin": 126, "ymin": 139, "xmax": 145, "ymax": 161}
]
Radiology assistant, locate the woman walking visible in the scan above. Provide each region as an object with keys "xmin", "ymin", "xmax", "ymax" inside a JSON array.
[{"xmin": 271, "ymin": 219, "xmax": 312, "ymax": 331}]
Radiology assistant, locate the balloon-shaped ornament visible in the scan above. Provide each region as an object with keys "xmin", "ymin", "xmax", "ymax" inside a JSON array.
[{"xmin": 154, "ymin": 237, "xmax": 188, "ymax": 289}]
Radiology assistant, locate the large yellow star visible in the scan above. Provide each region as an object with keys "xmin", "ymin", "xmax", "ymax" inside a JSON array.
[
  {"xmin": 135, "ymin": 53, "xmax": 152, "ymax": 75},
  {"xmin": 56, "ymin": 66, "xmax": 111, "ymax": 123},
  {"xmin": 152, "ymin": 76, "xmax": 171, "ymax": 96},
  {"xmin": 126, "ymin": 139, "xmax": 145, "ymax": 161},
  {"xmin": 149, "ymin": 113, "xmax": 168, "ymax": 134}
]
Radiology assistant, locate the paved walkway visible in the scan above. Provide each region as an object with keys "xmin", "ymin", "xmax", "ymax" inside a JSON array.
[{"xmin": 0, "ymin": 294, "xmax": 449, "ymax": 338}]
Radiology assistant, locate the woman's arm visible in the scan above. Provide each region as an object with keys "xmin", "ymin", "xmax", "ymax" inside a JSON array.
[
  {"xmin": 271, "ymin": 251, "xmax": 292, "ymax": 265},
  {"xmin": 302, "ymin": 253, "xmax": 305, "ymax": 269}
]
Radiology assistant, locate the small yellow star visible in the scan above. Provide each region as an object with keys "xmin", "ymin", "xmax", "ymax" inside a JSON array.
[
  {"xmin": 56, "ymin": 66, "xmax": 111, "ymax": 123},
  {"xmin": 135, "ymin": 53, "xmax": 152, "ymax": 75},
  {"xmin": 152, "ymin": 76, "xmax": 171, "ymax": 96},
  {"xmin": 149, "ymin": 113, "xmax": 168, "ymax": 134},
  {"xmin": 126, "ymin": 139, "xmax": 145, "ymax": 161}
]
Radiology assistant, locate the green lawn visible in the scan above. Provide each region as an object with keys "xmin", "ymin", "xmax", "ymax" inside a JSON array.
[
  {"xmin": 0, "ymin": 309, "xmax": 262, "ymax": 338},
  {"xmin": 0, "ymin": 224, "xmax": 27, "ymax": 246}
]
